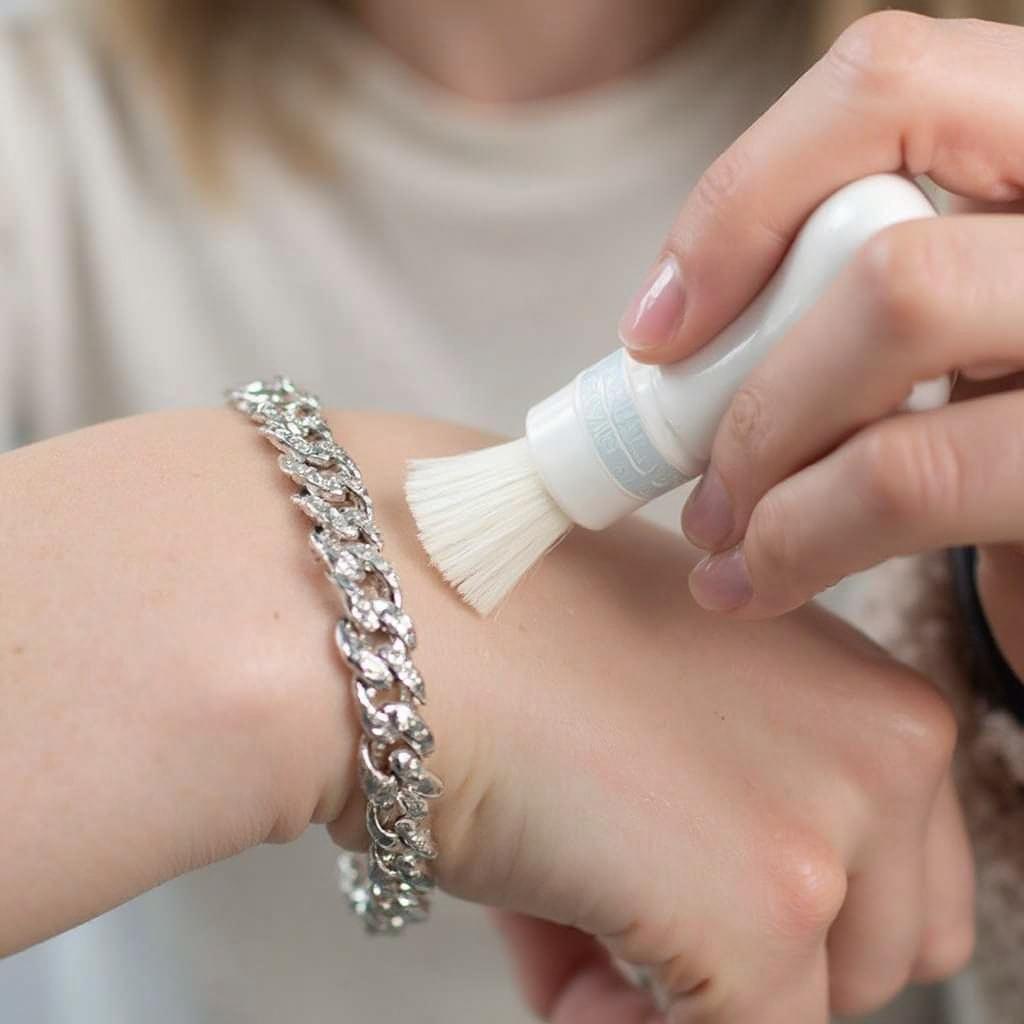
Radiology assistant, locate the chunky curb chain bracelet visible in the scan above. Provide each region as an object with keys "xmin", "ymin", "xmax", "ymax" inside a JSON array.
[{"xmin": 226, "ymin": 376, "xmax": 443, "ymax": 935}]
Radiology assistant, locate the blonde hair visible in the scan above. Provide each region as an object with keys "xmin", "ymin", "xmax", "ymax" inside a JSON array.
[
  {"xmin": 101, "ymin": 0, "xmax": 347, "ymax": 185},
  {"xmin": 99, "ymin": 0, "xmax": 1024, "ymax": 189}
]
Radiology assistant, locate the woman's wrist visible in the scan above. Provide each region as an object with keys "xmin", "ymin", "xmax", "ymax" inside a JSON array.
[
  {"xmin": 0, "ymin": 402, "xmax": 494, "ymax": 956},
  {"xmin": 175, "ymin": 405, "xmax": 480, "ymax": 858},
  {"xmin": 316, "ymin": 410, "xmax": 486, "ymax": 877}
]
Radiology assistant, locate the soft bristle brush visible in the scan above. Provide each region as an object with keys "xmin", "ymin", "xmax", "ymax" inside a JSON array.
[{"xmin": 407, "ymin": 174, "xmax": 950, "ymax": 615}]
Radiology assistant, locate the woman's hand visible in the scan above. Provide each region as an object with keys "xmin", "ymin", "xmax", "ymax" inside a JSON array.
[
  {"xmin": 616, "ymin": 12, "xmax": 1024, "ymax": 661},
  {"xmin": 0, "ymin": 408, "xmax": 972, "ymax": 1021},
  {"xmin": 330, "ymin": 413, "xmax": 972, "ymax": 1023}
]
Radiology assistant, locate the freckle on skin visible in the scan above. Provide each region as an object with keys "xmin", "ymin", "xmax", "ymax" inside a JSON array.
[
  {"xmin": 12, "ymin": 645, "xmax": 24, "ymax": 655},
  {"xmin": 273, "ymin": 610, "xmax": 280, "ymax": 621}
]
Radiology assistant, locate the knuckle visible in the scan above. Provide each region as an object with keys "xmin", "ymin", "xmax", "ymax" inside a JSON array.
[
  {"xmin": 855, "ymin": 224, "xmax": 951, "ymax": 348},
  {"xmin": 854, "ymin": 427, "xmax": 920, "ymax": 522},
  {"xmin": 852, "ymin": 422, "xmax": 965, "ymax": 530},
  {"xmin": 680, "ymin": 138, "xmax": 789, "ymax": 252},
  {"xmin": 746, "ymin": 489, "xmax": 796, "ymax": 581},
  {"xmin": 826, "ymin": 10, "xmax": 931, "ymax": 96},
  {"xmin": 914, "ymin": 918, "xmax": 977, "ymax": 983},
  {"xmin": 691, "ymin": 145, "xmax": 750, "ymax": 221},
  {"xmin": 762, "ymin": 835, "xmax": 847, "ymax": 942},
  {"xmin": 856, "ymin": 671, "xmax": 957, "ymax": 801},
  {"xmin": 910, "ymin": 685, "xmax": 959, "ymax": 770},
  {"xmin": 724, "ymin": 382, "xmax": 772, "ymax": 460}
]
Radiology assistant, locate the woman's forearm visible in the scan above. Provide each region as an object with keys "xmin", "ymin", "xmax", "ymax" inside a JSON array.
[{"xmin": 0, "ymin": 406, "xmax": 477, "ymax": 955}]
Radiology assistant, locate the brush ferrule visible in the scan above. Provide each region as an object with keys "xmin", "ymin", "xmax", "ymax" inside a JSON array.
[{"xmin": 525, "ymin": 352, "xmax": 689, "ymax": 531}]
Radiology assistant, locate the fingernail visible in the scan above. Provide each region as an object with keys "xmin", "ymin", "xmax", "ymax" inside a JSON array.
[
  {"xmin": 689, "ymin": 547, "xmax": 752, "ymax": 612},
  {"xmin": 682, "ymin": 466, "xmax": 734, "ymax": 550},
  {"xmin": 618, "ymin": 254, "xmax": 685, "ymax": 352}
]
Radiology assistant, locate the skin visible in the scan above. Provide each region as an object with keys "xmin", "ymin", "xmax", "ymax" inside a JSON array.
[
  {"xmin": 0, "ymin": 408, "xmax": 972, "ymax": 1021},
  {"xmin": 347, "ymin": 0, "xmax": 715, "ymax": 103},
  {"xmin": 610, "ymin": 12, "xmax": 1024, "ymax": 685}
]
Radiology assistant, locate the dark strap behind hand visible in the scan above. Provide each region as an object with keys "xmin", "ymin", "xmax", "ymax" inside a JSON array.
[{"xmin": 949, "ymin": 546, "xmax": 1024, "ymax": 726}]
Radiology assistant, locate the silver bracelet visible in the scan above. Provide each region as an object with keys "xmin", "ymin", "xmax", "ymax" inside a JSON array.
[{"xmin": 225, "ymin": 376, "xmax": 443, "ymax": 935}]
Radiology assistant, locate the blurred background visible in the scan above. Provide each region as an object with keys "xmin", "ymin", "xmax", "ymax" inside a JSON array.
[{"xmin": 0, "ymin": 0, "xmax": 1009, "ymax": 1020}]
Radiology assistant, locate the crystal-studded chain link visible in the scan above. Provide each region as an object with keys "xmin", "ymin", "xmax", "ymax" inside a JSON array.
[{"xmin": 225, "ymin": 375, "xmax": 443, "ymax": 935}]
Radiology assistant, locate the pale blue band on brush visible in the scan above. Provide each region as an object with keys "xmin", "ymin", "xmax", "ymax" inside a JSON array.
[{"xmin": 578, "ymin": 350, "xmax": 685, "ymax": 502}]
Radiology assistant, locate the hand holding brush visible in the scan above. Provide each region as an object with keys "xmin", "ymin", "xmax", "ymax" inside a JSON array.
[{"xmin": 408, "ymin": 174, "xmax": 949, "ymax": 614}]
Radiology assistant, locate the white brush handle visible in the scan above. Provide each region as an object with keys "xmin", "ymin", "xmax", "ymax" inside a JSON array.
[{"xmin": 526, "ymin": 174, "xmax": 949, "ymax": 531}]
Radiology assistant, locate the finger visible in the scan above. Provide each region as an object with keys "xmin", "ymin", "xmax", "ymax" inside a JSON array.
[
  {"xmin": 825, "ymin": 819, "xmax": 930, "ymax": 1016},
  {"xmin": 910, "ymin": 774, "xmax": 976, "ymax": 983},
  {"xmin": 955, "ymin": 370, "xmax": 1024, "ymax": 398},
  {"xmin": 618, "ymin": 13, "xmax": 1024, "ymax": 363},
  {"xmin": 946, "ymin": 196, "xmax": 1024, "ymax": 217},
  {"xmin": 960, "ymin": 362, "xmax": 1024, "ymax": 382},
  {"xmin": 491, "ymin": 911, "xmax": 665, "ymax": 1024},
  {"xmin": 945, "ymin": 197, "xmax": 1024, "ymax": 388},
  {"xmin": 681, "ymin": 214, "xmax": 1024, "ymax": 553},
  {"xmin": 669, "ymin": 948, "xmax": 829, "ymax": 1024},
  {"xmin": 825, "ymin": 742, "xmax": 966, "ymax": 1015},
  {"xmin": 688, "ymin": 390, "xmax": 1024, "ymax": 617}
]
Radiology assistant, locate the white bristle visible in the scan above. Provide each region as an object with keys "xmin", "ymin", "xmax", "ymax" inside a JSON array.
[{"xmin": 405, "ymin": 437, "xmax": 573, "ymax": 616}]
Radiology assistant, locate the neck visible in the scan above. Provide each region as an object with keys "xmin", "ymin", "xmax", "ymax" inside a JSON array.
[{"xmin": 346, "ymin": 0, "xmax": 715, "ymax": 103}]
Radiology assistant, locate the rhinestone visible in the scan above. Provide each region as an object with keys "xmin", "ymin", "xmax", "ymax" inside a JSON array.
[
  {"xmin": 347, "ymin": 595, "xmax": 381, "ymax": 633},
  {"xmin": 380, "ymin": 641, "xmax": 425, "ymax": 702},
  {"xmin": 333, "ymin": 550, "xmax": 366, "ymax": 583},
  {"xmin": 380, "ymin": 703, "xmax": 434, "ymax": 755},
  {"xmin": 380, "ymin": 607, "xmax": 416, "ymax": 646},
  {"xmin": 357, "ymin": 650, "xmax": 392, "ymax": 685},
  {"xmin": 397, "ymin": 790, "xmax": 428, "ymax": 819},
  {"xmin": 395, "ymin": 818, "xmax": 437, "ymax": 859},
  {"xmin": 394, "ymin": 663, "xmax": 425, "ymax": 703}
]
